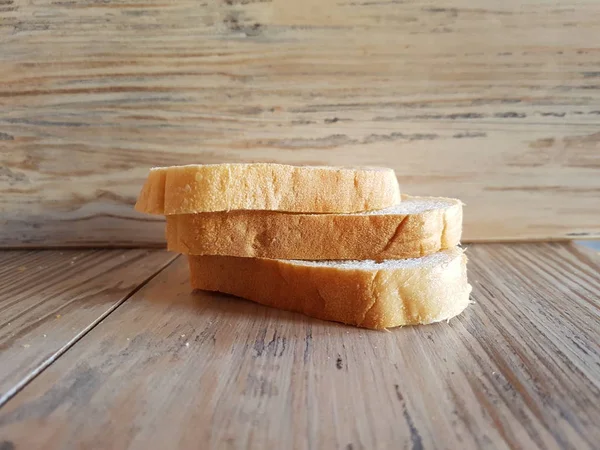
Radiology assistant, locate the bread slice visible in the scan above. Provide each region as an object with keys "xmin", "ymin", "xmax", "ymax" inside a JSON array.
[
  {"xmin": 135, "ymin": 163, "xmax": 400, "ymax": 215},
  {"xmin": 168, "ymin": 195, "xmax": 462, "ymax": 260},
  {"xmin": 189, "ymin": 247, "xmax": 471, "ymax": 329}
]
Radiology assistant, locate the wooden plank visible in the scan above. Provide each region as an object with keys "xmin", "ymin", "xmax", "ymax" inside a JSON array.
[
  {"xmin": 1, "ymin": 0, "xmax": 600, "ymax": 246},
  {"xmin": 0, "ymin": 249, "xmax": 175, "ymax": 406},
  {"xmin": 0, "ymin": 243, "xmax": 598, "ymax": 449}
]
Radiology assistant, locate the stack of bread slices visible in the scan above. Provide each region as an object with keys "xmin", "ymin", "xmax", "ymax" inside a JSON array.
[{"xmin": 135, "ymin": 163, "xmax": 471, "ymax": 329}]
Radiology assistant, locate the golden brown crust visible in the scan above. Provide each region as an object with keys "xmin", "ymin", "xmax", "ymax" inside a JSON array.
[
  {"xmin": 167, "ymin": 196, "xmax": 462, "ymax": 260},
  {"xmin": 135, "ymin": 163, "xmax": 401, "ymax": 215},
  {"xmin": 188, "ymin": 247, "xmax": 471, "ymax": 329}
]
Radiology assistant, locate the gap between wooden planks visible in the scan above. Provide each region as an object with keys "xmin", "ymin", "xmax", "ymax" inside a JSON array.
[
  {"xmin": 0, "ymin": 249, "xmax": 176, "ymax": 407},
  {"xmin": 0, "ymin": 243, "xmax": 598, "ymax": 449}
]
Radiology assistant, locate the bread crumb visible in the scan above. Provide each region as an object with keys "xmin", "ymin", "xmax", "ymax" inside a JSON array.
[
  {"xmin": 181, "ymin": 334, "xmax": 186, "ymax": 338},
  {"xmin": 23, "ymin": 344, "xmax": 30, "ymax": 348},
  {"xmin": 55, "ymin": 314, "xmax": 61, "ymax": 319},
  {"xmin": 17, "ymin": 266, "xmax": 26, "ymax": 272},
  {"xmin": 185, "ymin": 342, "xmax": 190, "ymax": 347}
]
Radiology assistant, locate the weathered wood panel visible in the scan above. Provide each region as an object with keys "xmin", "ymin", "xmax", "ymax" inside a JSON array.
[
  {"xmin": 0, "ymin": 249, "xmax": 174, "ymax": 406},
  {"xmin": 1, "ymin": 0, "xmax": 599, "ymax": 246},
  {"xmin": 0, "ymin": 243, "xmax": 598, "ymax": 448}
]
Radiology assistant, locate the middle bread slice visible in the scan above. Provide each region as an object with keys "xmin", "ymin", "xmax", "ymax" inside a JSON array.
[{"xmin": 167, "ymin": 195, "xmax": 462, "ymax": 261}]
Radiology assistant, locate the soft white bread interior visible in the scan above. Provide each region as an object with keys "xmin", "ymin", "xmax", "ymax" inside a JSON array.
[
  {"xmin": 189, "ymin": 247, "xmax": 471, "ymax": 329},
  {"xmin": 135, "ymin": 163, "xmax": 401, "ymax": 215},
  {"xmin": 168, "ymin": 195, "xmax": 462, "ymax": 260}
]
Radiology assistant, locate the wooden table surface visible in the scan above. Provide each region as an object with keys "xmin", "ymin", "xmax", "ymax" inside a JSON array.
[{"xmin": 0, "ymin": 243, "xmax": 598, "ymax": 449}]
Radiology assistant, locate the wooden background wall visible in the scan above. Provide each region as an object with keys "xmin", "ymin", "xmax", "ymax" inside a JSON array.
[{"xmin": 1, "ymin": 0, "xmax": 599, "ymax": 247}]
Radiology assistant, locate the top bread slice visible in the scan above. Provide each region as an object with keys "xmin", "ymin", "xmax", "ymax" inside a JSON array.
[
  {"xmin": 167, "ymin": 195, "xmax": 462, "ymax": 260},
  {"xmin": 135, "ymin": 163, "xmax": 400, "ymax": 215}
]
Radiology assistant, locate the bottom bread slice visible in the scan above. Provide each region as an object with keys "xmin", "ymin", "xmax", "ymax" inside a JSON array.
[{"xmin": 188, "ymin": 247, "xmax": 471, "ymax": 329}]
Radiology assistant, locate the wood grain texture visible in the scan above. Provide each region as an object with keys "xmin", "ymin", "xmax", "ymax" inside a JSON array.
[
  {"xmin": 0, "ymin": 243, "xmax": 598, "ymax": 449},
  {"xmin": 0, "ymin": 249, "xmax": 174, "ymax": 407},
  {"xmin": 1, "ymin": 0, "xmax": 600, "ymax": 246}
]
